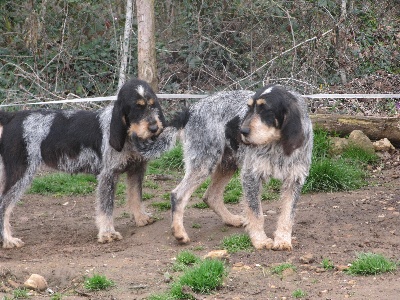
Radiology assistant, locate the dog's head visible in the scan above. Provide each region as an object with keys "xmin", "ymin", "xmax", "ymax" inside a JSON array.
[
  {"xmin": 240, "ymin": 85, "xmax": 305, "ymax": 156},
  {"xmin": 109, "ymin": 79, "xmax": 166, "ymax": 152}
]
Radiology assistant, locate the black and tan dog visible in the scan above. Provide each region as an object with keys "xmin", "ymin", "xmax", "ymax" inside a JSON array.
[
  {"xmin": 139, "ymin": 85, "xmax": 313, "ymax": 250},
  {"xmin": 0, "ymin": 78, "xmax": 167, "ymax": 248}
]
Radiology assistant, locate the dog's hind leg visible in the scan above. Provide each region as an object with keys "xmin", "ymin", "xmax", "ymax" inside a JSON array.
[
  {"xmin": 241, "ymin": 170, "xmax": 274, "ymax": 250},
  {"xmin": 126, "ymin": 161, "xmax": 153, "ymax": 226},
  {"xmin": 171, "ymin": 168, "xmax": 210, "ymax": 244},
  {"xmin": 96, "ymin": 172, "xmax": 122, "ymax": 243},
  {"xmin": 272, "ymin": 178, "xmax": 303, "ymax": 251},
  {"xmin": 203, "ymin": 163, "xmax": 244, "ymax": 227}
]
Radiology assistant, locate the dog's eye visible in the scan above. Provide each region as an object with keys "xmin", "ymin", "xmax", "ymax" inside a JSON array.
[{"xmin": 136, "ymin": 99, "xmax": 146, "ymax": 108}]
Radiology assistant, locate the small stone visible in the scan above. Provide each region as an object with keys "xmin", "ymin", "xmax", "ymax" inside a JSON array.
[
  {"xmin": 373, "ymin": 138, "xmax": 395, "ymax": 152},
  {"xmin": 348, "ymin": 130, "xmax": 375, "ymax": 154},
  {"xmin": 336, "ymin": 265, "xmax": 349, "ymax": 271},
  {"xmin": 299, "ymin": 253, "xmax": 315, "ymax": 264},
  {"xmin": 24, "ymin": 274, "xmax": 48, "ymax": 291},
  {"xmin": 203, "ymin": 249, "xmax": 229, "ymax": 260}
]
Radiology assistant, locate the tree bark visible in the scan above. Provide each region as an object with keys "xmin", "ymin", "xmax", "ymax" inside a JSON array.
[
  {"xmin": 136, "ymin": 0, "xmax": 158, "ymax": 92},
  {"xmin": 310, "ymin": 114, "xmax": 400, "ymax": 147},
  {"xmin": 118, "ymin": 0, "xmax": 134, "ymax": 89}
]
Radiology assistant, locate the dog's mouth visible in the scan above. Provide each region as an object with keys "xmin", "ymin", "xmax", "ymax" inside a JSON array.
[{"xmin": 240, "ymin": 135, "xmax": 251, "ymax": 145}]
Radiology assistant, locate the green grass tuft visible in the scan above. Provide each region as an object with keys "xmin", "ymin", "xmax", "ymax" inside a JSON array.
[
  {"xmin": 192, "ymin": 202, "xmax": 209, "ymax": 209},
  {"xmin": 148, "ymin": 144, "xmax": 184, "ymax": 174},
  {"xmin": 151, "ymin": 201, "xmax": 171, "ymax": 211},
  {"xmin": 171, "ymin": 259, "xmax": 226, "ymax": 297},
  {"xmin": 221, "ymin": 233, "xmax": 252, "ymax": 253},
  {"xmin": 28, "ymin": 173, "xmax": 97, "ymax": 196},
  {"xmin": 346, "ymin": 252, "xmax": 397, "ymax": 275},
  {"xmin": 292, "ymin": 289, "xmax": 307, "ymax": 298},
  {"xmin": 271, "ymin": 263, "xmax": 296, "ymax": 275},
  {"xmin": 84, "ymin": 274, "xmax": 115, "ymax": 291},
  {"xmin": 303, "ymin": 157, "xmax": 366, "ymax": 193},
  {"xmin": 341, "ymin": 144, "xmax": 379, "ymax": 165},
  {"xmin": 13, "ymin": 288, "xmax": 29, "ymax": 299},
  {"xmin": 321, "ymin": 258, "xmax": 335, "ymax": 270}
]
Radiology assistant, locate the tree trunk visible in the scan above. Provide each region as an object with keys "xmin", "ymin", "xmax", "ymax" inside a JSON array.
[
  {"xmin": 118, "ymin": 0, "xmax": 134, "ymax": 89},
  {"xmin": 310, "ymin": 114, "xmax": 400, "ymax": 147},
  {"xmin": 136, "ymin": 0, "xmax": 158, "ymax": 92}
]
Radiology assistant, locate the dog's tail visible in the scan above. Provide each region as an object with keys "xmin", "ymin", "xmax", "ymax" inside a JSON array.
[{"xmin": 136, "ymin": 108, "xmax": 191, "ymax": 160}]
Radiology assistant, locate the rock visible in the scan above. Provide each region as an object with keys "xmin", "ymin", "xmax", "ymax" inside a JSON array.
[
  {"xmin": 299, "ymin": 253, "xmax": 315, "ymax": 264},
  {"xmin": 203, "ymin": 249, "xmax": 229, "ymax": 260},
  {"xmin": 23, "ymin": 274, "xmax": 48, "ymax": 291},
  {"xmin": 336, "ymin": 265, "xmax": 350, "ymax": 271},
  {"xmin": 373, "ymin": 138, "xmax": 395, "ymax": 152},
  {"xmin": 330, "ymin": 137, "xmax": 349, "ymax": 155},
  {"xmin": 348, "ymin": 130, "xmax": 375, "ymax": 154}
]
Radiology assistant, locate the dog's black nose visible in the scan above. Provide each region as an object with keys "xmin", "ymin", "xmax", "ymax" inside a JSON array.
[
  {"xmin": 149, "ymin": 124, "xmax": 159, "ymax": 133},
  {"xmin": 240, "ymin": 127, "xmax": 250, "ymax": 136}
]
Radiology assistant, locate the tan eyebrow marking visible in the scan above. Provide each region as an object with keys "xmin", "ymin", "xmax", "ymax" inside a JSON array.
[
  {"xmin": 137, "ymin": 99, "xmax": 146, "ymax": 106},
  {"xmin": 256, "ymin": 99, "xmax": 266, "ymax": 105},
  {"xmin": 247, "ymin": 98, "xmax": 254, "ymax": 106},
  {"xmin": 148, "ymin": 98, "xmax": 155, "ymax": 105}
]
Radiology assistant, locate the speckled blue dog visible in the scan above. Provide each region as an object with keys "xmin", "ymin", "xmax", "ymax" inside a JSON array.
[{"xmin": 140, "ymin": 85, "xmax": 313, "ymax": 250}]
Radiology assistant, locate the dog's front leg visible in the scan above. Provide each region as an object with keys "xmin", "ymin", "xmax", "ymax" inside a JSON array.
[
  {"xmin": 272, "ymin": 178, "xmax": 303, "ymax": 251},
  {"xmin": 96, "ymin": 172, "xmax": 122, "ymax": 243},
  {"xmin": 126, "ymin": 162, "xmax": 153, "ymax": 226},
  {"xmin": 241, "ymin": 170, "xmax": 274, "ymax": 250}
]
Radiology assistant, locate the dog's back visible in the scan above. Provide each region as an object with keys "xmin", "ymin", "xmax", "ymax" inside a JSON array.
[{"xmin": 182, "ymin": 90, "xmax": 253, "ymax": 169}]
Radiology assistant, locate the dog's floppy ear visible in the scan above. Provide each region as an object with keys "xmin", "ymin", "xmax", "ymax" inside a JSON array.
[
  {"xmin": 109, "ymin": 100, "xmax": 127, "ymax": 152},
  {"xmin": 281, "ymin": 98, "xmax": 305, "ymax": 156}
]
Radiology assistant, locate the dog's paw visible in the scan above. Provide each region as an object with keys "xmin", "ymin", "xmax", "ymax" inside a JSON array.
[
  {"xmin": 272, "ymin": 240, "xmax": 293, "ymax": 251},
  {"xmin": 135, "ymin": 213, "xmax": 155, "ymax": 227},
  {"xmin": 252, "ymin": 237, "xmax": 274, "ymax": 250},
  {"xmin": 98, "ymin": 231, "xmax": 123, "ymax": 243},
  {"xmin": 225, "ymin": 215, "xmax": 245, "ymax": 227},
  {"xmin": 3, "ymin": 237, "xmax": 25, "ymax": 249},
  {"xmin": 172, "ymin": 226, "xmax": 190, "ymax": 244}
]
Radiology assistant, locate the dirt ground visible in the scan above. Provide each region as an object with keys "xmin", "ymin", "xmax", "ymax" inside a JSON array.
[{"xmin": 1, "ymin": 154, "xmax": 399, "ymax": 300}]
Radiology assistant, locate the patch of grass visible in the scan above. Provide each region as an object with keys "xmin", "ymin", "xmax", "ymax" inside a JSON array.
[
  {"xmin": 144, "ymin": 181, "xmax": 159, "ymax": 189},
  {"xmin": 191, "ymin": 245, "xmax": 205, "ymax": 251},
  {"xmin": 262, "ymin": 178, "xmax": 281, "ymax": 201},
  {"xmin": 13, "ymin": 288, "xmax": 29, "ymax": 299},
  {"xmin": 152, "ymin": 201, "xmax": 171, "ymax": 211},
  {"xmin": 143, "ymin": 192, "xmax": 155, "ymax": 200},
  {"xmin": 84, "ymin": 274, "xmax": 115, "ymax": 291},
  {"xmin": 321, "ymin": 258, "xmax": 335, "ymax": 270},
  {"xmin": 147, "ymin": 294, "xmax": 175, "ymax": 300},
  {"xmin": 193, "ymin": 179, "xmax": 210, "ymax": 199},
  {"xmin": 346, "ymin": 252, "xmax": 397, "ymax": 275},
  {"xmin": 271, "ymin": 263, "xmax": 296, "ymax": 275},
  {"xmin": 223, "ymin": 174, "xmax": 242, "ymax": 204},
  {"xmin": 115, "ymin": 182, "xmax": 126, "ymax": 206},
  {"xmin": 172, "ymin": 250, "xmax": 201, "ymax": 272},
  {"xmin": 50, "ymin": 293, "xmax": 63, "ymax": 300},
  {"xmin": 171, "ymin": 259, "xmax": 226, "ymax": 297},
  {"xmin": 292, "ymin": 289, "xmax": 307, "ymax": 298},
  {"xmin": 303, "ymin": 128, "xmax": 379, "ymax": 193},
  {"xmin": 192, "ymin": 202, "xmax": 209, "ymax": 209},
  {"xmin": 28, "ymin": 173, "xmax": 97, "ymax": 196},
  {"xmin": 148, "ymin": 144, "xmax": 184, "ymax": 174},
  {"xmin": 192, "ymin": 223, "xmax": 201, "ymax": 229},
  {"xmin": 341, "ymin": 144, "xmax": 379, "ymax": 165},
  {"xmin": 303, "ymin": 157, "xmax": 366, "ymax": 193},
  {"xmin": 162, "ymin": 193, "xmax": 170, "ymax": 200},
  {"xmin": 221, "ymin": 233, "xmax": 252, "ymax": 253}
]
